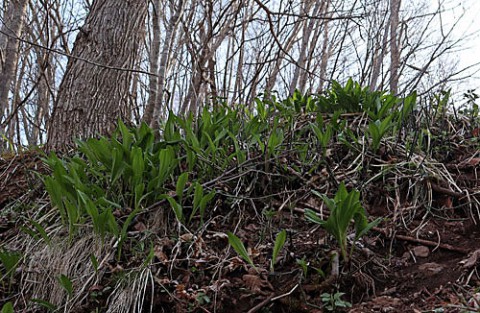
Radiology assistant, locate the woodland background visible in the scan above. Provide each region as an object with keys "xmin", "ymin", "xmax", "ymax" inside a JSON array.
[
  {"xmin": 3, "ymin": 1, "xmax": 480, "ymax": 312},
  {"xmin": 0, "ymin": 0, "xmax": 479, "ymax": 150}
]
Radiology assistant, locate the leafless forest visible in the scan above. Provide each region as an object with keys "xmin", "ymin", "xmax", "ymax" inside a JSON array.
[{"xmin": 0, "ymin": 0, "xmax": 477, "ymax": 149}]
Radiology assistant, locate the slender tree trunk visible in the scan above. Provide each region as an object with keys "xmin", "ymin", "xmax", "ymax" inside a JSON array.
[
  {"xmin": 317, "ymin": 17, "xmax": 331, "ymax": 93},
  {"xmin": 389, "ymin": 0, "xmax": 401, "ymax": 93},
  {"xmin": 369, "ymin": 18, "xmax": 390, "ymax": 90},
  {"xmin": 0, "ymin": 0, "xmax": 28, "ymax": 124},
  {"xmin": 232, "ymin": 23, "xmax": 245, "ymax": 104},
  {"xmin": 151, "ymin": 0, "xmax": 184, "ymax": 129},
  {"xmin": 46, "ymin": 0, "xmax": 148, "ymax": 150},
  {"xmin": 143, "ymin": 0, "xmax": 161, "ymax": 126},
  {"xmin": 289, "ymin": 1, "xmax": 320, "ymax": 95},
  {"xmin": 299, "ymin": 1, "xmax": 327, "ymax": 93},
  {"xmin": 264, "ymin": 19, "xmax": 303, "ymax": 93}
]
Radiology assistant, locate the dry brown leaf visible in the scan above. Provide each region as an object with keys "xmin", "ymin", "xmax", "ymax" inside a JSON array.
[
  {"xmin": 242, "ymin": 274, "xmax": 264, "ymax": 292},
  {"xmin": 245, "ymin": 223, "xmax": 259, "ymax": 232},
  {"xmin": 418, "ymin": 262, "xmax": 444, "ymax": 274},
  {"xmin": 469, "ymin": 158, "xmax": 480, "ymax": 166},
  {"xmin": 207, "ymin": 231, "xmax": 228, "ymax": 239},
  {"xmin": 412, "ymin": 246, "xmax": 430, "ymax": 258},
  {"xmin": 153, "ymin": 276, "xmax": 171, "ymax": 286},
  {"xmin": 192, "ymin": 236, "xmax": 206, "ymax": 257},
  {"xmin": 133, "ymin": 221, "xmax": 147, "ymax": 232},
  {"xmin": 154, "ymin": 245, "xmax": 168, "ymax": 263},
  {"xmin": 461, "ymin": 249, "xmax": 480, "ymax": 268},
  {"xmin": 175, "ymin": 284, "xmax": 191, "ymax": 300},
  {"xmin": 88, "ymin": 284, "xmax": 103, "ymax": 292},
  {"xmin": 180, "ymin": 233, "xmax": 194, "ymax": 242},
  {"xmin": 247, "ymin": 246, "xmax": 261, "ymax": 258},
  {"xmin": 227, "ymin": 256, "xmax": 247, "ymax": 271}
]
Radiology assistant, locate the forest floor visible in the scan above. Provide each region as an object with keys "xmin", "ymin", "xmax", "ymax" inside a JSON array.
[
  {"xmin": 2, "ymin": 107, "xmax": 480, "ymax": 312},
  {"xmin": 2, "ymin": 148, "xmax": 480, "ymax": 313}
]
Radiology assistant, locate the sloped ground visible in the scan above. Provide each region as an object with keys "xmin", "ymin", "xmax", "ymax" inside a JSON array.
[
  {"xmin": 2, "ymin": 92, "xmax": 480, "ymax": 312},
  {"xmin": 2, "ymin": 145, "xmax": 480, "ymax": 312}
]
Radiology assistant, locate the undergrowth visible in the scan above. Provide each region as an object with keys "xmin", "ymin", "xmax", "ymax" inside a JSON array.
[{"xmin": 2, "ymin": 79, "xmax": 480, "ymax": 312}]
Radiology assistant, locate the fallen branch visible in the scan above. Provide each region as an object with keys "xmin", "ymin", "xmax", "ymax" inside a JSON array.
[{"xmin": 375, "ymin": 227, "xmax": 470, "ymax": 254}]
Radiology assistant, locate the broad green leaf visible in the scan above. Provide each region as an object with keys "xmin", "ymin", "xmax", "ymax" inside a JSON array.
[
  {"xmin": 166, "ymin": 196, "xmax": 183, "ymax": 222},
  {"xmin": 304, "ymin": 209, "xmax": 324, "ymax": 225},
  {"xmin": 131, "ymin": 147, "xmax": 145, "ymax": 187},
  {"xmin": 117, "ymin": 119, "xmax": 133, "ymax": 151},
  {"xmin": 134, "ymin": 183, "xmax": 145, "ymax": 209},
  {"xmin": 199, "ymin": 191, "xmax": 216, "ymax": 221},
  {"xmin": 30, "ymin": 299, "xmax": 57, "ymax": 311},
  {"xmin": 355, "ymin": 218, "xmax": 382, "ymax": 240},
  {"xmin": 117, "ymin": 207, "xmax": 141, "ymax": 259},
  {"xmin": 90, "ymin": 254, "xmax": 99, "ymax": 273},
  {"xmin": 1, "ymin": 302, "xmax": 13, "ymax": 313},
  {"xmin": 58, "ymin": 274, "xmax": 73, "ymax": 297},
  {"xmin": 227, "ymin": 232, "xmax": 256, "ymax": 269},
  {"xmin": 0, "ymin": 249, "xmax": 21, "ymax": 276},
  {"xmin": 105, "ymin": 209, "xmax": 119, "ymax": 237},
  {"xmin": 193, "ymin": 182, "xmax": 204, "ymax": 211},
  {"xmin": 29, "ymin": 220, "xmax": 51, "ymax": 245},
  {"xmin": 110, "ymin": 147, "xmax": 125, "ymax": 185},
  {"xmin": 142, "ymin": 244, "xmax": 155, "ymax": 267},
  {"xmin": 271, "ymin": 229, "xmax": 287, "ymax": 272},
  {"xmin": 44, "ymin": 176, "xmax": 66, "ymax": 221},
  {"xmin": 176, "ymin": 172, "xmax": 189, "ymax": 202}
]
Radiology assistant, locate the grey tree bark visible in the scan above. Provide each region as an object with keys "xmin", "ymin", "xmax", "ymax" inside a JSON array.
[
  {"xmin": 143, "ymin": 0, "xmax": 162, "ymax": 126},
  {"xmin": 389, "ymin": 0, "xmax": 401, "ymax": 94},
  {"xmin": 46, "ymin": 0, "xmax": 148, "ymax": 150},
  {"xmin": 0, "ymin": 0, "xmax": 28, "ymax": 124},
  {"xmin": 150, "ymin": 0, "xmax": 184, "ymax": 129},
  {"xmin": 289, "ymin": 1, "xmax": 322, "ymax": 95}
]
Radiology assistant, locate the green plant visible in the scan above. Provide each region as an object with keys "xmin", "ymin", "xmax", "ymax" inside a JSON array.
[
  {"xmin": 90, "ymin": 254, "xmax": 99, "ymax": 273},
  {"xmin": 316, "ymin": 78, "xmax": 395, "ymax": 116},
  {"xmin": 196, "ymin": 292, "xmax": 211, "ymax": 305},
  {"xmin": 189, "ymin": 182, "xmax": 216, "ymax": 224},
  {"xmin": 270, "ymin": 229, "xmax": 287, "ymax": 272},
  {"xmin": 21, "ymin": 219, "xmax": 51, "ymax": 245},
  {"xmin": 321, "ymin": 292, "xmax": 352, "ymax": 311},
  {"xmin": 0, "ymin": 249, "xmax": 21, "ymax": 287},
  {"xmin": 58, "ymin": 274, "xmax": 73, "ymax": 298},
  {"xmin": 296, "ymin": 257, "xmax": 308, "ymax": 277},
  {"xmin": 43, "ymin": 121, "xmax": 180, "ymax": 237},
  {"xmin": 227, "ymin": 232, "xmax": 256, "ymax": 270},
  {"xmin": 30, "ymin": 298, "xmax": 56, "ymax": 312},
  {"xmin": 367, "ymin": 115, "xmax": 395, "ymax": 152},
  {"xmin": 305, "ymin": 183, "xmax": 381, "ymax": 262},
  {"xmin": 310, "ymin": 117, "xmax": 333, "ymax": 157},
  {"xmin": 1, "ymin": 302, "xmax": 13, "ymax": 313}
]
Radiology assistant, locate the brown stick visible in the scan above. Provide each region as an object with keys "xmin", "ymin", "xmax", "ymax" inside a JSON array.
[{"xmin": 375, "ymin": 227, "xmax": 470, "ymax": 254}]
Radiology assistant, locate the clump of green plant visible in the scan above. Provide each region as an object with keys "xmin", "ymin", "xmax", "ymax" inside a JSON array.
[
  {"xmin": 321, "ymin": 291, "xmax": 352, "ymax": 311},
  {"xmin": 43, "ymin": 121, "xmax": 169, "ymax": 240},
  {"xmin": 43, "ymin": 121, "xmax": 205, "ymax": 232},
  {"xmin": 305, "ymin": 183, "xmax": 381, "ymax": 262}
]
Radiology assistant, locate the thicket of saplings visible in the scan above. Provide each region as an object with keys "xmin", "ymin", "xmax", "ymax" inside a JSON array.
[{"xmin": 1, "ymin": 79, "xmax": 476, "ymax": 312}]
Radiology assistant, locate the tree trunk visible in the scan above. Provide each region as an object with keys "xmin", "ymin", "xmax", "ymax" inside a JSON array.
[
  {"xmin": 142, "ymin": 0, "xmax": 162, "ymax": 126},
  {"xmin": 150, "ymin": 0, "xmax": 184, "ymax": 129},
  {"xmin": 389, "ymin": 0, "xmax": 401, "ymax": 94},
  {"xmin": 0, "ymin": 0, "xmax": 28, "ymax": 124},
  {"xmin": 289, "ymin": 1, "xmax": 321, "ymax": 95},
  {"xmin": 46, "ymin": 0, "xmax": 148, "ymax": 150}
]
